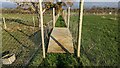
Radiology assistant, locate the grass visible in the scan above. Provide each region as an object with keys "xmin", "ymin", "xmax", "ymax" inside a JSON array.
[
  {"xmin": 2, "ymin": 13, "xmax": 119, "ymax": 66},
  {"xmin": 2, "ymin": 13, "xmax": 52, "ymax": 66},
  {"xmin": 29, "ymin": 14, "xmax": 119, "ymax": 67},
  {"xmin": 39, "ymin": 54, "xmax": 78, "ymax": 67},
  {"xmin": 70, "ymin": 14, "xmax": 119, "ymax": 66},
  {"xmin": 55, "ymin": 15, "xmax": 66, "ymax": 27}
]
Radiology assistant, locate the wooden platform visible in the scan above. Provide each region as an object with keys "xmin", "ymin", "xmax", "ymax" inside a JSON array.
[{"xmin": 47, "ymin": 27, "xmax": 74, "ymax": 53}]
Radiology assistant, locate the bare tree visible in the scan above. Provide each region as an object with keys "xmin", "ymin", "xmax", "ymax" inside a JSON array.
[{"xmin": 13, "ymin": 0, "xmax": 73, "ymax": 27}]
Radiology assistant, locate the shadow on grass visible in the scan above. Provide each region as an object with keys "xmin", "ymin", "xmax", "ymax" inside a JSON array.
[
  {"xmin": 28, "ymin": 30, "xmax": 41, "ymax": 47},
  {"xmin": 17, "ymin": 29, "xmax": 30, "ymax": 37},
  {"xmin": 25, "ymin": 27, "xmax": 53, "ymax": 66},
  {"xmin": 3, "ymin": 29, "xmax": 31, "ymax": 64},
  {"xmin": 28, "ymin": 26, "xmax": 52, "ymax": 48},
  {"xmin": 4, "ymin": 29, "xmax": 29, "ymax": 49},
  {"xmin": 5, "ymin": 18, "xmax": 39, "ymax": 27},
  {"xmin": 39, "ymin": 53, "xmax": 83, "ymax": 67}
]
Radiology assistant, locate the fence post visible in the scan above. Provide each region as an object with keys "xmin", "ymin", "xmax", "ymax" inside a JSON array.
[
  {"xmin": 67, "ymin": 7, "xmax": 70, "ymax": 29},
  {"xmin": 39, "ymin": 0, "xmax": 45, "ymax": 58},
  {"xmin": 33, "ymin": 16, "xmax": 35, "ymax": 30},
  {"xmin": 77, "ymin": 0, "xmax": 84, "ymax": 58},
  {"xmin": 3, "ymin": 17, "xmax": 7, "ymax": 29},
  {"xmin": 63, "ymin": 10, "xmax": 65, "ymax": 18},
  {"xmin": 64, "ymin": 10, "xmax": 67, "ymax": 24},
  {"xmin": 53, "ymin": 8, "xmax": 55, "ymax": 28}
]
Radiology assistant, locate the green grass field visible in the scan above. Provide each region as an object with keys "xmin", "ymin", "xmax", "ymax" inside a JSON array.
[
  {"xmin": 2, "ymin": 13, "xmax": 119, "ymax": 66},
  {"xmin": 2, "ymin": 14, "xmax": 39, "ymax": 65},
  {"xmin": 70, "ymin": 14, "xmax": 119, "ymax": 66}
]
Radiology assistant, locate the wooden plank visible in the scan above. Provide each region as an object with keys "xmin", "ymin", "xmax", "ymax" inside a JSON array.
[{"xmin": 47, "ymin": 27, "xmax": 74, "ymax": 53}]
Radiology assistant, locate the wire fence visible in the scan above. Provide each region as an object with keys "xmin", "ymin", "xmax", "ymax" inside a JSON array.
[
  {"xmin": 62, "ymin": 8, "xmax": 80, "ymax": 55},
  {"xmin": 2, "ymin": 8, "xmax": 74, "ymax": 66},
  {"xmin": 2, "ymin": 2, "xmax": 119, "ymax": 66},
  {"xmin": 2, "ymin": 9, "xmax": 53, "ymax": 66}
]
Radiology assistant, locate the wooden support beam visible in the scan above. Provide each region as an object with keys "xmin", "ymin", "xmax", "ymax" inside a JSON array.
[
  {"xmin": 64, "ymin": 10, "xmax": 67, "ymax": 24},
  {"xmin": 67, "ymin": 7, "xmax": 70, "ymax": 29},
  {"xmin": 42, "ymin": 9, "xmax": 46, "ymax": 14},
  {"xmin": 39, "ymin": 0, "xmax": 45, "ymax": 58},
  {"xmin": 77, "ymin": 0, "xmax": 84, "ymax": 58},
  {"xmin": 53, "ymin": 8, "xmax": 55, "ymax": 27}
]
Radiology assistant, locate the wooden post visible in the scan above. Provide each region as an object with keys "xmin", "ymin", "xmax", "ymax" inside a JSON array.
[
  {"xmin": 53, "ymin": 8, "xmax": 55, "ymax": 27},
  {"xmin": 64, "ymin": 10, "xmax": 67, "ymax": 24},
  {"xmin": 63, "ymin": 10, "xmax": 64, "ymax": 17},
  {"xmin": 77, "ymin": 0, "xmax": 84, "ymax": 57},
  {"xmin": 33, "ymin": 16, "xmax": 35, "ymax": 30},
  {"xmin": 39, "ymin": 0, "xmax": 45, "ymax": 58},
  {"xmin": 3, "ymin": 17, "xmax": 7, "ymax": 29},
  {"xmin": 67, "ymin": 7, "xmax": 70, "ymax": 29}
]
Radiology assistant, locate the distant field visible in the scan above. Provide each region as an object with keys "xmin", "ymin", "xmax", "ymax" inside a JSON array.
[{"xmin": 2, "ymin": 13, "xmax": 119, "ymax": 66}]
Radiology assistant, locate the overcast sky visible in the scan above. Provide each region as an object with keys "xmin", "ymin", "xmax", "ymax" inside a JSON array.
[
  {"xmin": 1, "ymin": 0, "xmax": 118, "ymax": 8},
  {"xmin": 84, "ymin": 0, "xmax": 119, "ymax": 2},
  {"xmin": 0, "ymin": 0, "xmax": 120, "ymax": 2}
]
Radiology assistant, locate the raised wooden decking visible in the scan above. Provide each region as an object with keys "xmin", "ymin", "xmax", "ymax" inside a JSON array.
[{"xmin": 47, "ymin": 27, "xmax": 74, "ymax": 53}]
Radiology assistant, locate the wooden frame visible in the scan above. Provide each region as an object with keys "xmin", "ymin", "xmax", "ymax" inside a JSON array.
[{"xmin": 38, "ymin": 0, "xmax": 84, "ymax": 58}]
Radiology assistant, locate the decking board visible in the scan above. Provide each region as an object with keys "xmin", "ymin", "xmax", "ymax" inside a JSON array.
[{"xmin": 47, "ymin": 27, "xmax": 74, "ymax": 53}]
